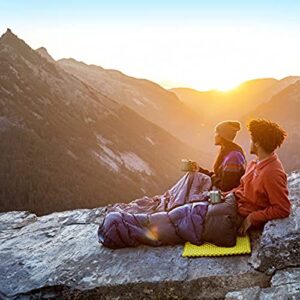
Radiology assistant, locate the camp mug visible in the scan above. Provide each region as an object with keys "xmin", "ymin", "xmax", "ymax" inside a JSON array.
[
  {"xmin": 181, "ymin": 159, "xmax": 194, "ymax": 171},
  {"xmin": 209, "ymin": 190, "xmax": 221, "ymax": 204}
]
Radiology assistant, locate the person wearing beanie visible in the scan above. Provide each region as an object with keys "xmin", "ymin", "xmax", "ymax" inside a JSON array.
[
  {"xmin": 215, "ymin": 121, "xmax": 241, "ymax": 142},
  {"xmin": 196, "ymin": 120, "xmax": 246, "ymax": 192}
]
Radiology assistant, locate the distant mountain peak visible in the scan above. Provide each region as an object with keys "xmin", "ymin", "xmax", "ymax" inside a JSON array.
[
  {"xmin": 0, "ymin": 28, "xmax": 30, "ymax": 53},
  {"xmin": 5, "ymin": 28, "xmax": 12, "ymax": 34},
  {"xmin": 58, "ymin": 57, "xmax": 91, "ymax": 68},
  {"xmin": 0, "ymin": 28, "xmax": 17, "ymax": 42},
  {"xmin": 36, "ymin": 47, "xmax": 55, "ymax": 63}
]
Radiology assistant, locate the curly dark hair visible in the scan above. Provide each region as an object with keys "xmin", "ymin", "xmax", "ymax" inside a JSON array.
[{"xmin": 247, "ymin": 119, "xmax": 287, "ymax": 153}]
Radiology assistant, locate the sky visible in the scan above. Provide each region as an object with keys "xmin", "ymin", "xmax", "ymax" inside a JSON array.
[{"xmin": 1, "ymin": 0, "xmax": 300, "ymax": 91}]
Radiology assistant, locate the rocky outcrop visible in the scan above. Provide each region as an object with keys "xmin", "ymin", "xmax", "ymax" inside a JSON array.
[
  {"xmin": 225, "ymin": 171, "xmax": 300, "ymax": 299},
  {"xmin": 0, "ymin": 172, "xmax": 299, "ymax": 299},
  {"xmin": 0, "ymin": 210, "xmax": 270, "ymax": 300},
  {"xmin": 226, "ymin": 268, "xmax": 300, "ymax": 299},
  {"xmin": 36, "ymin": 47, "xmax": 56, "ymax": 63},
  {"xmin": 249, "ymin": 171, "xmax": 300, "ymax": 274}
]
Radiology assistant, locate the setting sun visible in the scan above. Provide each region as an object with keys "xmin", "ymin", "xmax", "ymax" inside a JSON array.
[
  {"xmin": 160, "ymin": 79, "xmax": 241, "ymax": 92},
  {"xmin": 2, "ymin": 2, "xmax": 300, "ymax": 92}
]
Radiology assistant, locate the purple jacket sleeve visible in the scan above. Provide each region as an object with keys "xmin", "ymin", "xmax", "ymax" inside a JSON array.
[{"xmin": 218, "ymin": 151, "xmax": 246, "ymax": 192}]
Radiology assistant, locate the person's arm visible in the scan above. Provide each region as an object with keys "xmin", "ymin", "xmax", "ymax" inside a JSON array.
[
  {"xmin": 247, "ymin": 170, "xmax": 291, "ymax": 227},
  {"xmin": 197, "ymin": 165, "xmax": 214, "ymax": 177}
]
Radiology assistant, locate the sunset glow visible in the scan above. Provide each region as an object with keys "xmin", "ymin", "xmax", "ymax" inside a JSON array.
[{"xmin": 1, "ymin": 1, "xmax": 300, "ymax": 90}]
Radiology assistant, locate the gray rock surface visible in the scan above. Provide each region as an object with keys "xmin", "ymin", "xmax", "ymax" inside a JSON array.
[
  {"xmin": 225, "ymin": 268, "xmax": 300, "ymax": 299},
  {"xmin": 249, "ymin": 171, "xmax": 300, "ymax": 274},
  {"xmin": 0, "ymin": 172, "xmax": 300, "ymax": 299},
  {"xmin": 0, "ymin": 210, "xmax": 269, "ymax": 299}
]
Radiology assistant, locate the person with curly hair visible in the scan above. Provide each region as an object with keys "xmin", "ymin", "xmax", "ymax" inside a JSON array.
[{"xmin": 232, "ymin": 119, "xmax": 291, "ymax": 235}]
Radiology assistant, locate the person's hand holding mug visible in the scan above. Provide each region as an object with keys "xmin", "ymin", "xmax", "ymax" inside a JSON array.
[
  {"xmin": 190, "ymin": 161, "xmax": 199, "ymax": 172},
  {"xmin": 220, "ymin": 191, "xmax": 228, "ymax": 201}
]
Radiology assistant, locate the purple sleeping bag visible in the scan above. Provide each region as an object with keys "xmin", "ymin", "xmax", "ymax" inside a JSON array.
[
  {"xmin": 98, "ymin": 202, "xmax": 208, "ymax": 248},
  {"xmin": 98, "ymin": 172, "xmax": 211, "ymax": 248}
]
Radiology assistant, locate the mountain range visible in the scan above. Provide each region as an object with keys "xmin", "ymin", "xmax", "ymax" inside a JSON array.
[
  {"xmin": 1, "ymin": 28, "xmax": 299, "ymax": 215},
  {"xmin": 53, "ymin": 55, "xmax": 207, "ymax": 151},
  {"xmin": 171, "ymin": 76, "xmax": 300, "ymax": 123},
  {"xmin": 0, "ymin": 29, "xmax": 210, "ymax": 215}
]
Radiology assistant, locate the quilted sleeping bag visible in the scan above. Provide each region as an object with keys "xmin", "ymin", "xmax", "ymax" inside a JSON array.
[
  {"xmin": 98, "ymin": 201, "xmax": 209, "ymax": 248},
  {"xmin": 98, "ymin": 172, "xmax": 239, "ymax": 249},
  {"xmin": 98, "ymin": 171, "xmax": 211, "ymax": 248}
]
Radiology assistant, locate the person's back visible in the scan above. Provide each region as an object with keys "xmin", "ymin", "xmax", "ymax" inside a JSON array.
[{"xmin": 213, "ymin": 149, "xmax": 246, "ymax": 192}]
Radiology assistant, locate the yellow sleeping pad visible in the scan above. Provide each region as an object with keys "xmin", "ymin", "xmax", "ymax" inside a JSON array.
[{"xmin": 182, "ymin": 235, "xmax": 251, "ymax": 257}]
